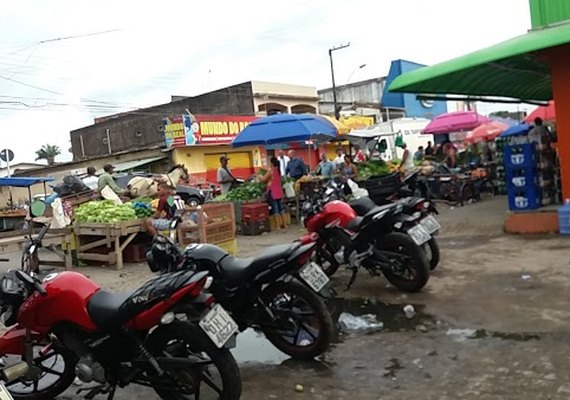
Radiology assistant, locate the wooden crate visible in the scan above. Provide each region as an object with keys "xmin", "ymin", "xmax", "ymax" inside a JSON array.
[
  {"xmin": 178, "ymin": 202, "xmax": 236, "ymax": 246},
  {"xmin": 74, "ymin": 219, "xmax": 143, "ymax": 237}
]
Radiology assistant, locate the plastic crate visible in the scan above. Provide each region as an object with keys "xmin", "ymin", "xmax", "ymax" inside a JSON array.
[
  {"xmin": 241, "ymin": 203, "xmax": 269, "ymax": 222},
  {"xmin": 505, "ymin": 144, "xmax": 537, "ymax": 169},
  {"xmin": 506, "ymin": 167, "xmax": 539, "ymax": 189},
  {"xmin": 240, "ymin": 219, "xmax": 271, "ymax": 236},
  {"xmin": 508, "ymin": 187, "xmax": 542, "ymax": 211}
]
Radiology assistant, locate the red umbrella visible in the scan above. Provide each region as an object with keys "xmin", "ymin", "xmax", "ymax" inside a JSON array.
[
  {"xmin": 465, "ymin": 121, "xmax": 508, "ymax": 144},
  {"xmin": 524, "ymin": 101, "xmax": 555, "ymax": 123}
]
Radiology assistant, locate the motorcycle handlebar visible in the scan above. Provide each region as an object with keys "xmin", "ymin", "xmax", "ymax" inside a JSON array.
[
  {"xmin": 35, "ymin": 224, "xmax": 50, "ymax": 244},
  {"xmin": 34, "ymin": 280, "xmax": 47, "ymax": 297}
]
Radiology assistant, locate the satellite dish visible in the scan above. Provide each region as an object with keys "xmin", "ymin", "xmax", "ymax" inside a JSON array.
[{"xmin": 0, "ymin": 149, "xmax": 14, "ymax": 163}]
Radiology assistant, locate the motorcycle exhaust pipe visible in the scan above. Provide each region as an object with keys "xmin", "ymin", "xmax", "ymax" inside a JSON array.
[{"xmin": 1, "ymin": 361, "xmax": 29, "ymax": 382}]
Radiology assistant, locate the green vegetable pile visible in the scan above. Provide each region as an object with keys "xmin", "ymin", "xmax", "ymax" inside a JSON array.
[
  {"xmin": 129, "ymin": 201, "xmax": 154, "ymax": 218},
  {"xmin": 214, "ymin": 181, "xmax": 267, "ymax": 202},
  {"xmin": 75, "ymin": 200, "xmax": 137, "ymax": 223},
  {"xmin": 357, "ymin": 160, "xmax": 391, "ymax": 179}
]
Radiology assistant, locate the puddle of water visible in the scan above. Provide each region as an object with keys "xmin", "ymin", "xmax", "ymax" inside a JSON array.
[
  {"xmin": 328, "ymin": 297, "xmax": 434, "ymax": 334},
  {"xmin": 447, "ymin": 328, "xmax": 540, "ymax": 342}
]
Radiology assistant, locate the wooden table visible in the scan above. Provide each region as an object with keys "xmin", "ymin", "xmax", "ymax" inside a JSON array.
[
  {"xmin": 0, "ymin": 228, "xmax": 74, "ymax": 269},
  {"xmin": 74, "ymin": 220, "xmax": 143, "ymax": 270}
]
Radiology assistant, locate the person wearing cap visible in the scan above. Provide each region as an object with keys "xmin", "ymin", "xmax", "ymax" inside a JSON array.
[
  {"xmin": 217, "ymin": 156, "xmax": 236, "ymax": 195},
  {"xmin": 82, "ymin": 166, "xmax": 98, "ymax": 190},
  {"xmin": 97, "ymin": 164, "xmax": 125, "ymax": 194}
]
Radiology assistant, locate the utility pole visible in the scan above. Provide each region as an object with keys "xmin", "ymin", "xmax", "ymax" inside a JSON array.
[{"xmin": 328, "ymin": 42, "xmax": 350, "ymax": 120}]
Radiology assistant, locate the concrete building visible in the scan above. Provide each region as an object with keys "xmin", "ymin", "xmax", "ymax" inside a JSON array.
[
  {"xmin": 70, "ymin": 81, "xmax": 319, "ymax": 161},
  {"xmin": 0, "ymin": 163, "xmax": 45, "ymax": 178}
]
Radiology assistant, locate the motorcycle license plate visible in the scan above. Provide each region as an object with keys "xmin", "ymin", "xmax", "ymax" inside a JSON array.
[
  {"xmin": 407, "ymin": 225, "xmax": 431, "ymax": 246},
  {"xmin": 300, "ymin": 262, "xmax": 330, "ymax": 293},
  {"xmin": 0, "ymin": 383, "xmax": 13, "ymax": 400},
  {"xmin": 199, "ymin": 304, "xmax": 239, "ymax": 349},
  {"xmin": 420, "ymin": 215, "xmax": 441, "ymax": 234}
]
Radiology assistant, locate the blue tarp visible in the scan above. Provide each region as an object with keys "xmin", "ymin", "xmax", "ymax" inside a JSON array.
[{"xmin": 0, "ymin": 177, "xmax": 55, "ymax": 188}]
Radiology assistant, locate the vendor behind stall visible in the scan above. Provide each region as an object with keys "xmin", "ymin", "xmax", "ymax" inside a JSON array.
[
  {"xmin": 98, "ymin": 164, "xmax": 125, "ymax": 195},
  {"xmin": 144, "ymin": 182, "xmax": 176, "ymax": 236}
]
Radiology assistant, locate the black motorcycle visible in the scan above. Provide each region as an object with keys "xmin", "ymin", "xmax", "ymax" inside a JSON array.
[{"xmin": 146, "ymin": 237, "xmax": 334, "ymax": 360}]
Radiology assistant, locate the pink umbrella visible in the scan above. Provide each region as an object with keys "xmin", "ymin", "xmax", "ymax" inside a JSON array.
[
  {"xmin": 465, "ymin": 121, "xmax": 508, "ymax": 144},
  {"xmin": 421, "ymin": 111, "xmax": 491, "ymax": 135}
]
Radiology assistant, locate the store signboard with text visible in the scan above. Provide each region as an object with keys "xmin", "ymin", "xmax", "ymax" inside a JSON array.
[{"xmin": 163, "ymin": 114, "xmax": 256, "ymax": 148}]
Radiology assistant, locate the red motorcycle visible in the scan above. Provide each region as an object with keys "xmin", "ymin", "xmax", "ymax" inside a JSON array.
[
  {"xmin": 300, "ymin": 198, "xmax": 430, "ymax": 292},
  {"xmin": 0, "ymin": 268, "xmax": 241, "ymax": 400}
]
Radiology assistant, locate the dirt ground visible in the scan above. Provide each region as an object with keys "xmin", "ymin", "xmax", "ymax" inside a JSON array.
[{"xmin": 38, "ymin": 197, "xmax": 570, "ymax": 398}]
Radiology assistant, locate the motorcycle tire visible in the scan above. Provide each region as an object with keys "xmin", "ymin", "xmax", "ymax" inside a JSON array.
[
  {"xmin": 423, "ymin": 237, "xmax": 440, "ymax": 270},
  {"xmin": 379, "ymin": 232, "xmax": 430, "ymax": 292},
  {"xmin": 261, "ymin": 281, "xmax": 333, "ymax": 360},
  {"xmin": 6, "ymin": 344, "xmax": 77, "ymax": 400},
  {"xmin": 147, "ymin": 321, "xmax": 241, "ymax": 400}
]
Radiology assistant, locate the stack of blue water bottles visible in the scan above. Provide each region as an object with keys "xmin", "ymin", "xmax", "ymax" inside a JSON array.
[{"xmin": 505, "ymin": 142, "xmax": 541, "ymax": 210}]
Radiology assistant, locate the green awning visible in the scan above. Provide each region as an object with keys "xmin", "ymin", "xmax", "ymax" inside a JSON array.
[{"xmin": 389, "ymin": 23, "xmax": 570, "ymax": 101}]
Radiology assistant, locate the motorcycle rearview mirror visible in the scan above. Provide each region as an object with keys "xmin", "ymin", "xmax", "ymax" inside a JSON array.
[{"xmin": 29, "ymin": 200, "xmax": 46, "ymax": 218}]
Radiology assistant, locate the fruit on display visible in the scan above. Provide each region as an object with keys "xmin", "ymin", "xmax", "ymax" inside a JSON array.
[{"xmin": 214, "ymin": 181, "xmax": 267, "ymax": 202}]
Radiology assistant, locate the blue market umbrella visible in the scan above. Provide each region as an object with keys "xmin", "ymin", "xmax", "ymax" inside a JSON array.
[
  {"xmin": 500, "ymin": 123, "xmax": 532, "ymax": 137},
  {"xmin": 231, "ymin": 113, "xmax": 339, "ymax": 148}
]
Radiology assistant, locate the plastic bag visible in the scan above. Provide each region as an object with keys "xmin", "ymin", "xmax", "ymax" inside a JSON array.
[
  {"xmin": 283, "ymin": 182, "xmax": 295, "ymax": 198},
  {"xmin": 100, "ymin": 186, "xmax": 123, "ymax": 205},
  {"xmin": 52, "ymin": 175, "xmax": 90, "ymax": 197},
  {"xmin": 50, "ymin": 198, "xmax": 71, "ymax": 228},
  {"xmin": 338, "ymin": 312, "xmax": 384, "ymax": 333},
  {"xmin": 346, "ymin": 179, "xmax": 369, "ymax": 199}
]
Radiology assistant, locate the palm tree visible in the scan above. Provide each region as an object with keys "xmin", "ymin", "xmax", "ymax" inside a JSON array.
[{"xmin": 35, "ymin": 144, "xmax": 61, "ymax": 165}]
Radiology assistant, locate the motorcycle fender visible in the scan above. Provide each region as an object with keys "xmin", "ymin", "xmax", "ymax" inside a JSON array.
[{"xmin": 0, "ymin": 326, "xmax": 45, "ymax": 356}]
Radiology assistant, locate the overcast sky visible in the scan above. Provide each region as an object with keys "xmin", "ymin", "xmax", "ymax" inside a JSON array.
[{"xmin": 0, "ymin": 0, "xmax": 532, "ymax": 164}]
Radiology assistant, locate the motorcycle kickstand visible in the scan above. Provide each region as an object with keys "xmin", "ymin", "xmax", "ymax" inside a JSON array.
[
  {"xmin": 345, "ymin": 267, "xmax": 358, "ymax": 291},
  {"xmin": 77, "ymin": 383, "xmax": 116, "ymax": 400}
]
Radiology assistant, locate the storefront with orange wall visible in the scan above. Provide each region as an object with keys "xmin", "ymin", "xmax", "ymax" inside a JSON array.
[{"xmin": 164, "ymin": 114, "xmax": 267, "ymax": 183}]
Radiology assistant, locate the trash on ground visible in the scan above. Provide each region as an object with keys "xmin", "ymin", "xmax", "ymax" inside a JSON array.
[
  {"xmin": 446, "ymin": 328, "xmax": 478, "ymax": 342},
  {"xmin": 338, "ymin": 312, "xmax": 384, "ymax": 333},
  {"xmin": 521, "ymin": 274, "xmax": 532, "ymax": 280},
  {"xmin": 403, "ymin": 304, "xmax": 416, "ymax": 319}
]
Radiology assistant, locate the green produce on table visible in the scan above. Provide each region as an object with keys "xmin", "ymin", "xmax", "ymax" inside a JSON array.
[
  {"xmin": 213, "ymin": 181, "xmax": 266, "ymax": 202},
  {"xmin": 75, "ymin": 200, "xmax": 138, "ymax": 223},
  {"xmin": 357, "ymin": 159, "xmax": 391, "ymax": 179}
]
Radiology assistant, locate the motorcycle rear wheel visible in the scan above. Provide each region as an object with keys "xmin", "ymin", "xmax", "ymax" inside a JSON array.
[
  {"xmin": 378, "ymin": 232, "xmax": 430, "ymax": 292},
  {"xmin": 423, "ymin": 237, "xmax": 440, "ymax": 270},
  {"xmin": 147, "ymin": 321, "xmax": 241, "ymax": 400},
  {"xmin": 261, "ymin": 281, "xmax": 333, "ymax": 360}
]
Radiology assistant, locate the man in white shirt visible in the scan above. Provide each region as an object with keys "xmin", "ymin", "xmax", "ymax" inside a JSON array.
[
  {"xmin": 333, "ymin": 148, "xmax": 345, "ymax": 167},
  {"xmin": 82, "ymin": 166, "xmax": 98, "ymax": 190},
  {"xmin": 277, "ymin": 150, "xmax": 290, "ymax": 176}
]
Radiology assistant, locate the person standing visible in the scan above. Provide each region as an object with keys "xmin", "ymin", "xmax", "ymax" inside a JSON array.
[
  {"xmin": 258, "ymin": 157, "xmax": 286, "ymax": 229},
  {"xmin": 276, "ymin": 150, "xmax": 290, "ymax": 176},
  {"xmin": 286, "ymin": 150, "xmax": 308, "ymax": 181},
  {"xmin": 143, "ymin": 182, "xmax": 177, "ymax": 236},
  {"xmin": 217, "ymin": 155, "xmax": 236, "ymax": 195},
  {"xmin": 400, "ymin": 143, "xmax": 415, "ymax": 173},
  {"xmin": 354, "ymin": 146, "xmax": 366, "ymax": 163},
  {"xmin": 342, "ymin": 155, "xmax": 358, "ymax": 180},
  {"xmin": 333, "ymin": 148, "xmax": 345, "ymax": 167},
  {"xmin": 425, "ymin": 141, "xmax": 434, "ymax": 157},
  {"xmin": 97, "ymin": 164, "xmax": 125, "ymax": 195},
  {"xmin": 82, "ymin": 166, "xmax": 98, "ymax": 190},
  {"xmin": 414, "ymin": 146, "xmax": 425, "ymax": 162},
  {"xmin": 316, "ymin": 153, "xmax": 334, "ymax": 178}
]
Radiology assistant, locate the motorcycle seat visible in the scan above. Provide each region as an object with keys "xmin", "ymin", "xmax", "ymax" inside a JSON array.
[
  {"xmin": 87, "ymin": 290, "xmax": 133, "ymax": 329},
  {"xmin": 220, "ymin": 243, "xmax": 301, "ymax": 282},
  {"xmin": 347, "ymin": 204, "xmax": 397, "ymax": 231},
  {"xmin": 346, "ymin": 216, "xmax": 364, "ymax": 231}
]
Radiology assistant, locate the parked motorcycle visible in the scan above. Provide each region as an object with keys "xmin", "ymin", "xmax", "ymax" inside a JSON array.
[
  {"xmin": 146, "ymin": 235, "xmax": 334, "ymax": 360},
  {"xmin": 300, "ymin": 197, "xmax": 430, "ymax": 292},
  {"xmin": 323, "ymin": 179, "xmax": 441, "ymax": 270},
  {"xmin": 0, "ymin": 268, "xmax": 241, "ymax": 400}
]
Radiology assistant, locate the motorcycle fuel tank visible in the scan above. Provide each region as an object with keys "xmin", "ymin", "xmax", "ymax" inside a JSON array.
[{"xmin": 306, "ymin": 200, "xmax": 357, "ymax": 232}]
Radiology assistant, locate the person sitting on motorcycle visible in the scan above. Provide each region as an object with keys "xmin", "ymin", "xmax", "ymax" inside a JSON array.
[{"xmin": 143, "ymin": 182, "xmax": 177, "ymax": 236}]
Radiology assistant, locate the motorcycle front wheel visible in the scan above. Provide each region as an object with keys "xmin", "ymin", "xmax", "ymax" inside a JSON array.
[
  {"xmin": 377, "ymin": 232, "xmax": 430, "ymax": 292},
  {"xmin": 261, "ymin": 281, "xmax": 333, "ymax": 360},
  {"xmin": 147, "ymin": 321, "xmax": 241, "ymax": 400},
  {"xmin": 3, "ymin": 343, "xmax": 77, "ymax": 400}
]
